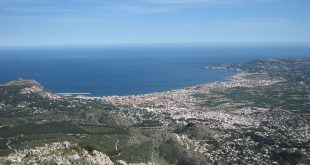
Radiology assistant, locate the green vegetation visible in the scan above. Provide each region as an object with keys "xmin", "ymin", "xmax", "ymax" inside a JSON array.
[
  {"xmin": 225, "ymin": 82, "xmax": 309, "ymax": 115},
  {"xmin": 117, "ymin": 141, "xmax": 153, "ymax": 163},
  {"xmin": 78, "ymin": 124, "xmax": 128, "ymax": 135},
  {"xmin": 159, "ymin": 139, "xmax": 207, "ymax": 165},
  {"xmin": 0, "ymin": 121, "xmax": 157, "ymax": 163},
  {"xmin": 230, "ymin": 59, "xmax": 310, "ymax": 84},
  {"xmin": 0, "ymin": 121, "xmax": 88, "ymax": 138},
  {"xmin": 271, "ymin": 150, "xmax": 304, "ymax": 165}
]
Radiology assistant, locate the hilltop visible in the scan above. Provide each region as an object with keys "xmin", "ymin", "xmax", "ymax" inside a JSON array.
[{"xmin": 0, "ymin": 79, "xmax": 42, "ymax": 88}]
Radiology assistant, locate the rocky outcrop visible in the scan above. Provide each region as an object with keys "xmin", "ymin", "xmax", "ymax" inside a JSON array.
[
  {"xmin": 0, "ymin": 141, "xmax": 114, "ymax": 165},
  {"xmin": 19, "ymin": 85, "xmax": 60, "ymax": 100}
]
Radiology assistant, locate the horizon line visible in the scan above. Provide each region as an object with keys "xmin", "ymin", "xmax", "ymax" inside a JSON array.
[{"xmin": 1, "ymin": 42, "xmax": 310, "ymax": 49}]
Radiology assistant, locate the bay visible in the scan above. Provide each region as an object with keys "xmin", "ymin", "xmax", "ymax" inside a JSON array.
[{"xmin": 0, "ymin": 45, "xmax": 309, "ymax": 96}]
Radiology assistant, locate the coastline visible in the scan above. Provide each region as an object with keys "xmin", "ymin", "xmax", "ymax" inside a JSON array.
[
  {"xmin": 56, "ymin": 72, "xmax": 281, "ymax": 104},
  {"xmin": 0, "ymin": 70, "xmax": 280, "ymax": 104},
  {"xmin": 97, "ymin": 72, "xmax": 280, "ymax": 106},
  {"xmin": 96, "ymin": 72, "xmax": 282, "ymax": 127}
]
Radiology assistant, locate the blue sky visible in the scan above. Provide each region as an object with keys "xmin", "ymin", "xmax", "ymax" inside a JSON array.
[{"xmin": 0, "ymin": 0, "xmax": 310, "ymax": 46}]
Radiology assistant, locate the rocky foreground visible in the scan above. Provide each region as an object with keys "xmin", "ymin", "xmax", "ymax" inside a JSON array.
[{"xmin": 0, "ymin": 141, "xmax": 113, "ymax": 165}]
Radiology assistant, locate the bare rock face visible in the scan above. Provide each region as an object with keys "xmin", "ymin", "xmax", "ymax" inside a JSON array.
[
  {"xmin": 19, "ymin": 85, "xmax": 60, "ymax": 100},
  {"xmin": 19, "ymin": 86, "xmax": 44, "ymax": 95},
  {"xmin": 0, "ymin": 141, "xmax": 114, "ymax": 165}
]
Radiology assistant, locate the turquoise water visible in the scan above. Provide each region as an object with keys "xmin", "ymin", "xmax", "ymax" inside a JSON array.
[{"xmin": 0, "ymin": 45, "xmax": 309, "ymax": 96}]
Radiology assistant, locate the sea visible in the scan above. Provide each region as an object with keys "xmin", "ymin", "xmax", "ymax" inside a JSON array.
[{"xmin": 0, "ymin": 45, "xmax": 309, "ymax": 96}]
